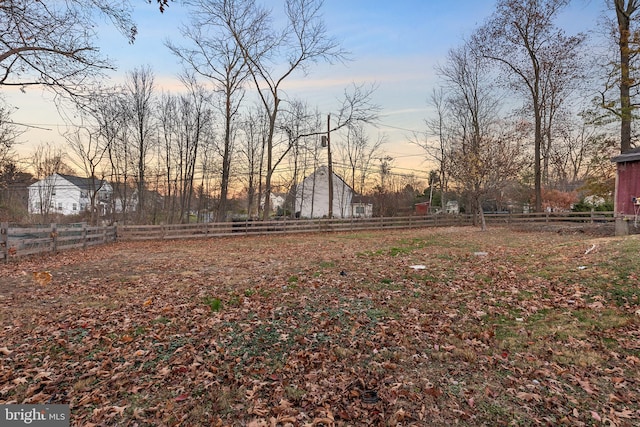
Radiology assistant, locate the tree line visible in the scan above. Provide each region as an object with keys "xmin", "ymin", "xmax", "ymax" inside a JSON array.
[
  {"xmin": 416, "ymin": 0, "xmax": 635, "ymax": 229},
  {"xmin": 0, "ymin": 0, "xmax": 639, "ymax": 225}
]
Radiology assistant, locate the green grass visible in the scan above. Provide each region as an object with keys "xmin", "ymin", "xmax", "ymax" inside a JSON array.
[{"xmin": 203, "ymin": 296, "xmax": 222, "ymax": 312}]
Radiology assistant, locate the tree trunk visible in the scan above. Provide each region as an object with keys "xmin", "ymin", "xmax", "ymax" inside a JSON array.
[
  {"xmin": 616, "ymin": 0, "xmax": 635, "ymax": 153},
  {"xmin": 219, "ymin": 92, "xmax": 233, "ymax": 222},
  {"xmin": 262, "ymin": 100, "xmax": 279, "ymax": 221},
  {"xmin": 534, "ymin": 103, "xmax": 543, "ymax": 212}
]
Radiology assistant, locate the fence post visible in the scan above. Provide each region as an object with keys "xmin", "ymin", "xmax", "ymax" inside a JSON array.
[
  {"xmin": 82, "ymin": 223, "xmax": 88, "ymax": 249},
  {"xmin": 1, "ymin": 222, "xmax": 8, "ymax": 263},
  {"xmin": 51, "ymin": 223, "xmax": 58, "ymax": 253}
]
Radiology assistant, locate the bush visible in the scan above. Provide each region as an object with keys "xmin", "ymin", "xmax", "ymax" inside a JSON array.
[{"xmin": 572, "ymin": 199, "xmax": 613, "ymax": 212}]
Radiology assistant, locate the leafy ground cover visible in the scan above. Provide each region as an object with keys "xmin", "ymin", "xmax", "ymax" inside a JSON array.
[{"xmin": 1, "ymin": 226, "xmax": 639, "ymax": 426}]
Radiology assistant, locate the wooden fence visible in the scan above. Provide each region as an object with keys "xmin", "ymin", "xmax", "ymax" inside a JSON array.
[
  {"xmin": 114, "ymin": 214, "xmax": 472, "ymax": 241},
  {"xmin": 1, "ymin": 211, "xmax": 615, "ymax": 262},
  {"xmin": 1, "ymin": 222, "xmax": 117, "ymax": 262}
]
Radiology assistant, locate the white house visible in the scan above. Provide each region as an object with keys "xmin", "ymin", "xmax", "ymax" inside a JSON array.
[
  {"xmin": 351, "ymin": 195, "xmax": 374, "ymax": 218},
  {"xmin": 259, "ymin": 192, "xmax": 286, "ymax": 214},
  {"xmin": 445, "ymin": 200, "xmax": 460, "ymax": 214},
  {"xmin": 294, "ymin": 166, "xmax": 372, "ymax": 218},
  {"xmin": 28, "ymin": 173, "xmax": 113, "ymax": 216}
]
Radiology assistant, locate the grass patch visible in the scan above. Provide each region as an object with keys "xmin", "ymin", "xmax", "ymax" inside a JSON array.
[{"xmin": 203, "ymin": 296, "xmax": 222, "ymax": 312}]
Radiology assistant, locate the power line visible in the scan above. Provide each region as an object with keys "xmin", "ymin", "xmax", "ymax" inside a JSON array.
[
  {"xmin": 9, "ymin": 121, "xmax": 53, "ymax": 131},
  {"xmin": 374, "ymin": 122, "xmax": 427, "ymax": 135}
]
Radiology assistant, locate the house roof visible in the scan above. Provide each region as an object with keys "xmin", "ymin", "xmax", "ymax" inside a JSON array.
[
  {"xmin": 302, "ymin": 165, "xmax": 355, "ymax": 193},
  {"xmin": 611, "ymin": 147, "xmax": 640, "ymax": 163},
  {"xmin": 28, "ymin": 173, "xmax": 109, "ymax": 190},
  {"xmin": 352, "ymin": 195, "xmax": 374, "ymax": 204},
  {"xmin": 59, "ymin": 174, "xmax": 109, "ymax": 190}
]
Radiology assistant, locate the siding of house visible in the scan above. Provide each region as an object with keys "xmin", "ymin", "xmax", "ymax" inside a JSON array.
[
  {"xmin": 28, "ymin": 174, "xmax": 113, "ymax": 216},
  {"xmin": 351, "ymin": 202, "xmax": 373, "ymax": 218},
  {"xmin": 295, "ymin": 166, "xmax": 353, "ymax": 218},
  {"xmin": 29, "ymin": 175, "xmax": 77, "ymax": 215},
  {"xmin": 614, "ymin": 161, "xmax": 640, "ymax": 216}
]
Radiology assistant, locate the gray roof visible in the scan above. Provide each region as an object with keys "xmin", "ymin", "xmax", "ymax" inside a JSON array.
[
  {"xmin": 611, "ymin": 147, "xmax": 640, "ymax": 163},
  {"xmin": 57, "ymin": 174, "xmax": 108, "ymax": 190}
]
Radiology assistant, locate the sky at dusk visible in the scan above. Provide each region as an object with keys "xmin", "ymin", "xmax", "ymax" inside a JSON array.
[{"xmin": 5, "ymin": 0, "xmax": 606, "ymax": 181}]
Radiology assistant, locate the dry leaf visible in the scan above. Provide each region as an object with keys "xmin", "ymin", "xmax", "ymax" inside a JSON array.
[
  {"xmin": 577, "ymin": 379, "xmax": 597, "ymax": 395},
  {"xmin": 32, "ymin": 271, "xmax": 52, "ymax": 285},
  {"xmin": 516, "ymin": 392, "xmax": 542, "ymax": 402}
]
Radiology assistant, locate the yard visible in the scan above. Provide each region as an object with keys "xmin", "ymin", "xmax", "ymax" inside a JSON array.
[{"xmin": 0, "ymin": 226, "xmax": 639, "ymax": 426}]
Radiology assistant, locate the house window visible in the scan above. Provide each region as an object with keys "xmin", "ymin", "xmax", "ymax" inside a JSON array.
[
  {"xmin": 355, "ymin": 206, "xmax": 365, "ymax": 214},
  {"xmin": 73, "ymin": 203, "xmax": 77, "ymax": 211},
  {"xmin": 58, "ymin": 202, "xmax": 63, "ymax": 210}
]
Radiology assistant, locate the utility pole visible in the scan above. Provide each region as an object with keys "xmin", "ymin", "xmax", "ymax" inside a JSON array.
[{"xmin": 327, "ymin": 114, "xmax": 333, "ymax": 218}]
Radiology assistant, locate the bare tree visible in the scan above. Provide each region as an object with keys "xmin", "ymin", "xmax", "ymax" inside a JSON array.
[
  {"xmin": 0, "ymin": 101, "xmax": 28, "ymax": 220},
  {"xmin": 335, "ymin": 122, "xmax": 384, "ymax": 205},
  {"xmin": 0, "ymin": 0, "xmax": 175, "ymax": 94},
  {"xmin": 538, "ymin": 40, "xmax": 586, "ymax": 186},
  {"xmin": 164, "ymin": 76, "xmax": 213, "ymax": 223},
  {"xmin": 91, "ymin": 91, "xmax": 135, "ymax": 224},
  {"xmin": 542, "ymin": 110, "xmax": 613, "ymax": 191},
  {"xmin": 158, "ymin": 92, "xmax": 179, "ymax": 222},
  {"xmin": 438, "ymin": 42, "xmax": 525, "ymax": 230},
  {"xmin": 599, "ymin": 0, "xmax": 640, "ymax": 153},
  {"xmin": 211, "ymin": 0, "xmax": 347, "ymax": 220},
  {"xmin": 615, "ymin": 0, "xmax": 640, "ymax": 153},
  {"xmin": 0, "ymin": 100, "xmax": 19, "ymax": 166},
  {"xmin": 416, "ymin": 88, "xmax": 453, "ymax": 211},
  {"xmin": 124, "ymin": 66, "xmax": 156, "ymax": 222},
  {"xmin": 472, "ymin": 0, "xmax": 586, "ymax": 211},
  {"xmin": 238, "ymin": 105, "xmax": 268, "ymax": 218},
  {"xmin": 0, "ymin": 1, "xmax": 137, "ymax": 95},
  {"xmin": 64, "ymin": 122, "xmax": 109, "ymax": 225},
  {"xmin": 168, "ymin": 1, "xmax": 250, "ymax": 221},
  {"xmin": 280, "ymin": 100, "xmax": 323, "ymax": 216},
  {"xmin": 29, "ymin": 143, "xmax": 73, "ymax": 222}
]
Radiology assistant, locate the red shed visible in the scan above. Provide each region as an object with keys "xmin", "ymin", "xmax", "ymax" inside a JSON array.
[
  {"xmin": 415, "ymin": 201, "xmax": 430, "ymax": 215},
  {"xmin": 612, "ymin": 147, "xmax": 640, "ymax": 217}
]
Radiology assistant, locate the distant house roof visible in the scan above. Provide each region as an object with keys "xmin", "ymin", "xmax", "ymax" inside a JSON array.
[
  {"xmin": 611, "ymin": 147, "xmax": 640, "ymax": 163},
  {"xmin": 29, "ymin": 173, "xmax": 109, "ymax": 190},
  {"xmin": 351, "ymin": 195, "xmax": 373, "ymax": 204},
  {"xmin": 59, "ymin": 174, "xmax": 108, "ymax": 190},
  {"xmin": 304, "ymin": 165, "xmax": 354, "ymax": 190}
]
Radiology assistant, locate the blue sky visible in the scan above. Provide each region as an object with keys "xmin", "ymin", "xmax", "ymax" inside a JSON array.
[{"xmin": 6, "ymin": 0, "xmax": 604, "ymax": 177}]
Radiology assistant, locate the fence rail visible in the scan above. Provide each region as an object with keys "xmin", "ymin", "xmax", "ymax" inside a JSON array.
[
  {"xmin": 0, "ymin": 211, "xmax": 615, "ymax": 262},
  {"xmin": 1, "ymin": 222, "xmax": 117, "ymax": 262}
]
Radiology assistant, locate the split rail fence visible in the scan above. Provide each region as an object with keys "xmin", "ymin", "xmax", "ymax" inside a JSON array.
[{"xmin": 1, "ymin": 211, "xmax": 614, "ymax": 262}]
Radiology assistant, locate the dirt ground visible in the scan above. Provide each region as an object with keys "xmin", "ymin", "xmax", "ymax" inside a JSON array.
[{"xmin": 1, "ymin": 226, "xmax": 639, "ymax": 426}]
